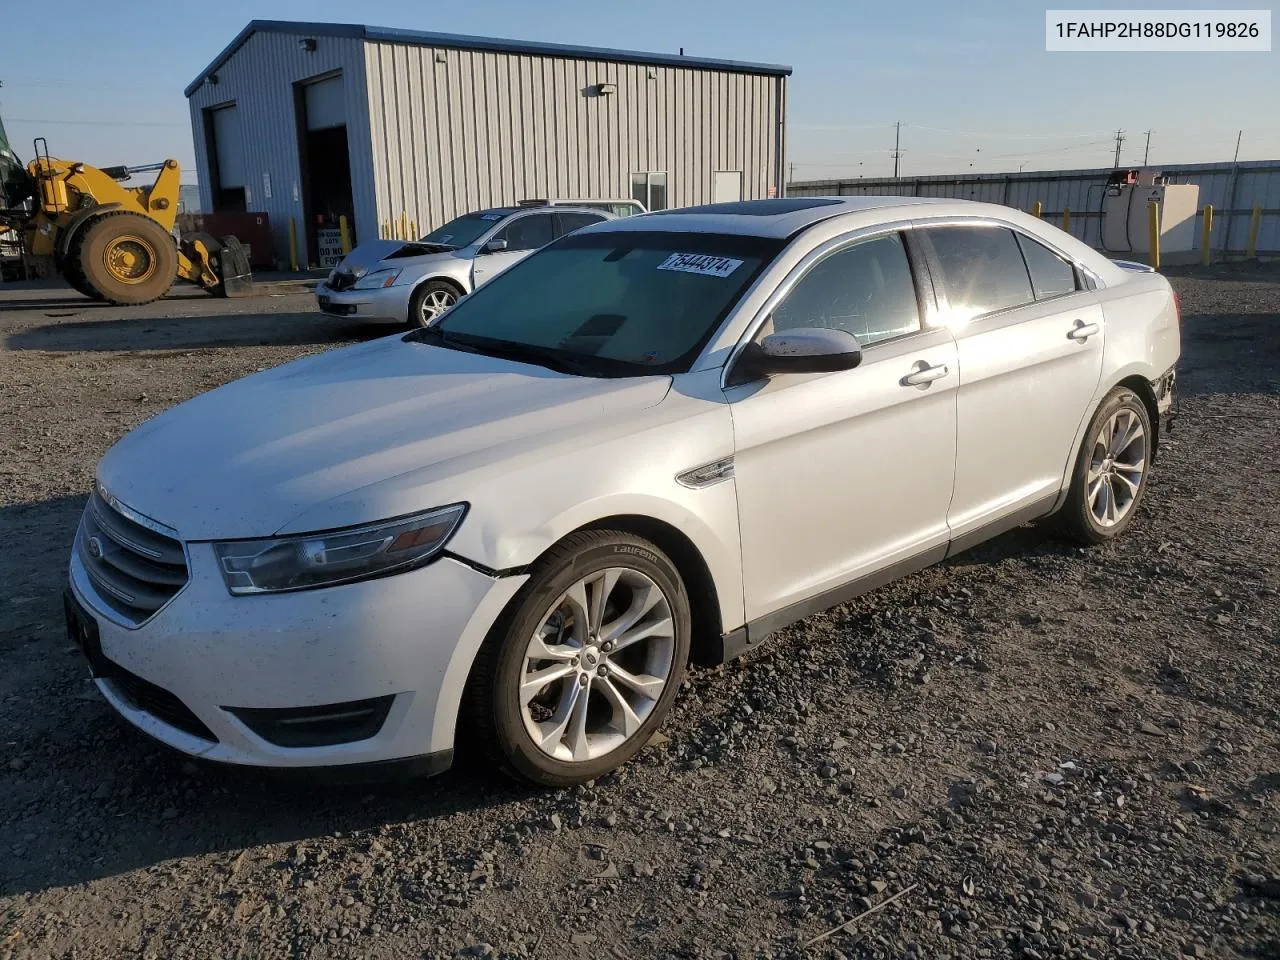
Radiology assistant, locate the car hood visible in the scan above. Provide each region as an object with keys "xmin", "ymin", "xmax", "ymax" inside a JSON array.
[
  {"xmin": 97, "ymin": 337, "xmax": 672, "ymax": 540},
  {"xmin": 335, "ymin": 240, "xmax": 461, "ymax": 276}
]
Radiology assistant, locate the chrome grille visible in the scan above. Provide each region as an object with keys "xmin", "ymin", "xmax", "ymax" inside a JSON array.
[{"xmin": 77, "ymin": 491, "xmax": 188, "ymax": 624}]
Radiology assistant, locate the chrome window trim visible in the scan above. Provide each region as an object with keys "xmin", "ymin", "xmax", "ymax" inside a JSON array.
[
  {"xmin": 96, "ymin": 480, "xmax": 182, "ymax": 540},
  {"xmin": 719, "ymin": 220, "xmax": 935, "ymax": 391}
]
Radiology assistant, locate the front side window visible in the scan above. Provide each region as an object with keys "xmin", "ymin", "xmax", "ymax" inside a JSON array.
[
  {"xmin": 925, "ymin": 225, "xmax": 1034, "ymax": 320},
  {"xmin": 631, "ymin": 172, "xmax": 668, "ymax": 211},
  {"xmin": 421, "ymin": 230, "xmax": 783, "ymax": 376},
  {"xmin": 498, "ymin": 213, "xmax": 556, "ymax": 252},
  {"xmin": 1016, "ymin": 233, "xmax": 1078, "ymax": 300},
  {"xmin": 768, "ymin": 233, "xmax": 921, "ymax": 347},
  {"xmin": 554, "ymin": 212, "xmax": 607, "ymax": 237}
]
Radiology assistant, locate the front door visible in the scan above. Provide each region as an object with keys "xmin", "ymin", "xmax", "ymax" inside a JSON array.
[
  {"xmin": 471, "ymin": 211, "xmax": 557, "ymax": 288},
  {"xmin": 918, "ymin": 224, "xmax": 1105, "ymax": 543},
  {"xmin": 727, "ymin": 231, "xmax": 959, "ymax": 624}
]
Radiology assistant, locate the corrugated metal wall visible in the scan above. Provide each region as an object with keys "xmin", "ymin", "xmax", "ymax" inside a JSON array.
[
  {"xmin": 187, "ymin": 31, "xmax": 377, "ymax": 265},
  {"xmin": 788, "ymin": 160, "xmax": 1280, "ymax": 254},
  {"xmin": 362, "ymin": 41, "xmax": 784, "ymax": 234}
]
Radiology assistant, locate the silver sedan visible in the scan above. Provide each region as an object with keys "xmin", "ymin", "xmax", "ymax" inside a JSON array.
[{"xmin": 315, "ymin": 206, "xmax": 613, "ymax": 326}]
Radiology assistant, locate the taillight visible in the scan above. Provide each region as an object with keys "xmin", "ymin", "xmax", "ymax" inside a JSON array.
[{"xmin": 1173, "ymin": 291, "xmax": 1182, "ymax": 326}]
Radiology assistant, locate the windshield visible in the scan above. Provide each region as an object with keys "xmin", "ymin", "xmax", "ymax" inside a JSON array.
[
  {"xmin": 420, "ymin": 212, "xmax": 507, "ymax": 248},
  {"xmin": 418, "ymin": 230, "xmax": 783, "ymax": 376}
]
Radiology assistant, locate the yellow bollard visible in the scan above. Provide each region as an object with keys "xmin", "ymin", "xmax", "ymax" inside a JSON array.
[
  {"xmin": 1061, "ymin": 208, "xmax": 1071, "ymax": 233},
  {"xmin": 410, "ymin": 219, "xmax": 417, "ymax": 240},
  {"xmin": 380, "ymin": 219, "xmax": 388, "ymax": 239},
  {"xmin": 399, "ymin": 212, "xmax": 409, "ymax": 241},
  {"xmin": 339, "ymin": 215, "xmax": 352, "ymax": 255},
  {"xmin": 288, "ymin": 217, "xmax": 299, "ymax": 272},
  {"xmin": 1033, "ymin": 201, "xmax": 1042, "ymax": 219},
  {"xmin": 1200, "ymin": 204, "xmax": 1213, "ymax": 265},
  {"xmin": 1147, "ymin": 200, "xmax": 1161, "ymax": 271},
  {"xmin": 1246, "ymin": 205, "xmax": 1262, "ymax": 259}
]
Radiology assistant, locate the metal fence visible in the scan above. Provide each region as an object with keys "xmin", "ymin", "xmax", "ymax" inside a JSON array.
[{"xmin": 787, "ymin": 159, "xmax": 1280, "ymax": 255}]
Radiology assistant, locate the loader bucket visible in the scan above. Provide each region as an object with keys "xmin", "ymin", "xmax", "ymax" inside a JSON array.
[{"xmin": 219, "ymin": 235, "xmax": 253, "ymax": 297}]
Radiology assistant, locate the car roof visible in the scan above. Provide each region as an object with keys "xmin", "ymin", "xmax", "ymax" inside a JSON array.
[
  {"xmin": 468, "ymin": 206, "xmax": 613, "ymax": 219},
  {"xmin": 581, "ymin": 196, "xmax": 957, "ymax": 238}
]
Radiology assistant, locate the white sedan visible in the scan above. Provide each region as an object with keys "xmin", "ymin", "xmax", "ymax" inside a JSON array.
[{"xmin": 67, "ymin": 197, "xmax": 1179, "ymax": 787}]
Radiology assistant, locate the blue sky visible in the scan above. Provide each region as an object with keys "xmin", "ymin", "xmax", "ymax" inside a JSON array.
[{"xmin": 1, "ymin": 0, "xmax": 1275, "ymax": 183}]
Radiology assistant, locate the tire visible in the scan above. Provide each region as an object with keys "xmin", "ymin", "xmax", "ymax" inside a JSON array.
[
  {"xmin": 60, "ymin": 254, "xmax": 105, "ymax": 300},
  {"xmin": 408, "ymin": 279, "xmax": 460, "ymax": 327},
  {"xmin": 76, "ymin": 212, "xmax": 177, "ymax": 305},
  {"xmin": 1058, "ymin": 386, "xmax": 1153, "ymax": 545},
  {"xmin": 466, "ymin": 530, "xmax": 692, "ymax": 787}
]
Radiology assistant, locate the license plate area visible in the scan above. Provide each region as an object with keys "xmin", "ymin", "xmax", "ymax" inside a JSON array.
[{"xmin": 63, "ymin": 590, "xmax": 115, "ymax": 679}]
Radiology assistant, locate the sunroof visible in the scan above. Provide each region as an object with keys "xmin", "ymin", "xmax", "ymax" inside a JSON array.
[{"xmin": 663, "ymin": 199, "xmax": 845, "ymax": 217}]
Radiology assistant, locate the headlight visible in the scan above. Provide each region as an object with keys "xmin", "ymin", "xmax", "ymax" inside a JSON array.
[
  {"xmin": 213, "ymin": 504, "xmax": 467, "ymax": 595},
  {"xmin": 326, "ymin": 268, "xmax": 338, "ymax": 284},
  {"xmin": 352, "ymin": 268, "xmax": 402, "ymax": 290}
]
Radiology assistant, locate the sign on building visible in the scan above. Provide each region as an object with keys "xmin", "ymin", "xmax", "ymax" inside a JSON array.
[{"xmin": 316, "ymin": 227, "xmax": 344, "ymax": 268}]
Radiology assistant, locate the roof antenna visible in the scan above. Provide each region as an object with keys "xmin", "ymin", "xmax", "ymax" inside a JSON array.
[{"xmin": 679, "ymin": 47, "xmax": 684, "ymax": 55}]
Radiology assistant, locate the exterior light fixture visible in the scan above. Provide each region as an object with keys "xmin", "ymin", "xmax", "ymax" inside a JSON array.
[
  {"xmin": 298, "ymin": 38, "xmax": 317, "ymax": 52},
  {"xmin": 596, "ymin": 82, "xmax": 617, "ymax": 96}
]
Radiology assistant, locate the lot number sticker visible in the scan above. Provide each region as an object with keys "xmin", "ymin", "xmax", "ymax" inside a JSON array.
[{"xmin": 657, "ymin": 253, "xmax": 744, "ymax": 278}]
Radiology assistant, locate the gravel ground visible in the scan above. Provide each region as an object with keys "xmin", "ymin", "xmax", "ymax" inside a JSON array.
[{"xmin": 1, "ymin": 267, "xmax": 1277, "ymax": 960}]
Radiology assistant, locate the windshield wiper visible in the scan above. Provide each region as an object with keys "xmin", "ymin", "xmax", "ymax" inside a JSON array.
[
  {"xmin": 462, "ymin": 340, "xmax": 601, "ymax": 376},
  {"xmin": 405, "ymin": 329, "xmax": 599, "ymax": 375}
]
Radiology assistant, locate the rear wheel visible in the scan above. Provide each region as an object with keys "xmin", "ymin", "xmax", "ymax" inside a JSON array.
[
  {"xmin": 1058, "ymin": 386, "xmax": 1153, "ymax": 544},
  {"xmin": 409, "ymin": 280, "xmax": 460, "ymax": 327},
  {"xmin": 76, "ymin": 212, "xmax": 177, "ymax": 305},
  {"xmin": 467, "ymin": 530, "xmax": 691, "ymax": 787}
]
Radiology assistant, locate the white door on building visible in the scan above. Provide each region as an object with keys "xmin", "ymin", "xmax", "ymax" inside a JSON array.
[{"xmin": 714, "ymin": 171, "xmax": 743, "ymax": 203}]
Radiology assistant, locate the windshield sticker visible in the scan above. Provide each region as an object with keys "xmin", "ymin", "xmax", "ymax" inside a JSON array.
[
  {"xmin": 480, "ymin": 213, "xmax": 504, "ymax": 221},
  {"xmin": 657, "ymin": 253, "xmax": 744, "ymax": 278}
]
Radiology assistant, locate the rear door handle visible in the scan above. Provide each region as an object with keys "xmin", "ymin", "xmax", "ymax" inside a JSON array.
[
  {"xmin": 902, "ymin": 363, "xmax": 950, "ymax": 387},
  {"xmin": 1068, "ymin": 320, "xmax": 1100, "ymax": 341}
]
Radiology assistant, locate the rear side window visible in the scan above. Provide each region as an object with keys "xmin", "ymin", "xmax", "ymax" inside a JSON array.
[
  {"xmin": 925, "ymin": 226, "xmax": 1034, "ymax": 318},
  {"xmin": 1016, "ymin": 233, "xmax": 1078, "ymax": 300},
  {"xmin": 769, "ymin": 233, "xmax": 921, "ymax": 347}
]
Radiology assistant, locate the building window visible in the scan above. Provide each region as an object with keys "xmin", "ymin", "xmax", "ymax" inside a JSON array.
[{"xmin": 631, "ymin": 172, "xmax": 668, "ymax": 211}]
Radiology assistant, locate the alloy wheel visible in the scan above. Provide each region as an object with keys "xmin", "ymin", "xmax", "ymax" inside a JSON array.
[
  {"xmin": 419, "ymin": 288, "xmax": 456, "ymax": 323},
  {"xmin": 1087, "ymin": 407, "xmax": 1147, "ymax": 527},
  {"xmin": 519, "ymin": 567, "xmax": 675, "ymax": 762}
]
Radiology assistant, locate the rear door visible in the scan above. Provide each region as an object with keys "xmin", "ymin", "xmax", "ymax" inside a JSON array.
[
  {"xmin": 471, "ymin": 211, "xmax": 557, "ymax": 287},
  {"xmin": 919, "ymin": 223, "xmax": 1105, "ymax": 547},
  {"xmin": 553, "ymin": 211, "xmax": 608, "ymax": 238}
]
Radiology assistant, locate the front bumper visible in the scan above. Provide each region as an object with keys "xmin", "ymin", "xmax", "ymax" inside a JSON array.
[
  {"xmin": 315, "ymin": 281, "xmax": 412, "ymax": 324},
  {"xmin": 68, "ymin": 544, "xmax": 526, "ymax": 770}
]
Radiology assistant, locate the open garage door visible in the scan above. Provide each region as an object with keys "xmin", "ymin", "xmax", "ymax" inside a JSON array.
[{"xmin": 296, "ymin": 72, "xmax": 354, "ymax": 268}]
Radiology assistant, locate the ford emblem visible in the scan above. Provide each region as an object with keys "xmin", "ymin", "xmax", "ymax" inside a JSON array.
[{"xmin": 86, "ymin": 536, "xmax": 105, "ymax": 559}]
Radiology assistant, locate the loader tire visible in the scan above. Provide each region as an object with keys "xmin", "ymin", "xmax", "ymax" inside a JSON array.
[
  {"xmin": 76, "ymin": 212, "xmax": 177, "ymax": 305},
  {"xmin": 60, "ymin": 251, "xmax": 105, "ymax": 301}
]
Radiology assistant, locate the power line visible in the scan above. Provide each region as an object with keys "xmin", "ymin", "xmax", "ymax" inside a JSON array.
[
  {"xmin": 909, "ymin": 124, "xmax": 1114, "ymax": 141},
  {"xmin": 3, "ymin": 116, "xmax": 187, "ymax": 128}
]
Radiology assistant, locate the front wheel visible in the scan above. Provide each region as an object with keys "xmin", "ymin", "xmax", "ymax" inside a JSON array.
[
  {"xmin": 1058, "ymin": 386, "xmax": 1153, "ymax": 545},
  {"xmin": 408, "ymin": 280, "xmax": 460, "ymax": 327},
  {"xmin": 467, "ymin": 531, "xmax": 691, "ymax": 787}
]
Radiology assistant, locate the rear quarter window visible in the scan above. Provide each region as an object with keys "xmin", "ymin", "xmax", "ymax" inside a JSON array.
[{"xmin": 1016, "ymin": 233, "xmax": 1079, "ymax": 300}]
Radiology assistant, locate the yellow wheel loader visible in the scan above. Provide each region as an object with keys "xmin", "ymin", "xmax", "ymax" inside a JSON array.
[{"xmin": 0, "ymin": 118, "xmax": 251, "ymax": 304}]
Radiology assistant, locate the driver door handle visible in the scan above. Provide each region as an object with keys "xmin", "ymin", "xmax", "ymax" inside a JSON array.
[
  {"xmin": 902, "ymin": 363, "xmax": 949, "ymax": 387},
  {"xmin": 1068, "ymin": 320, "xmax": 1100, "ymax": 341}
]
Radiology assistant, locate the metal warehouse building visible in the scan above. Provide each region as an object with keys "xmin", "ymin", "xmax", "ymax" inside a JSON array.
[{"xmin": 186, "ymin": 20, "xmax": 791, "ymax": 268}]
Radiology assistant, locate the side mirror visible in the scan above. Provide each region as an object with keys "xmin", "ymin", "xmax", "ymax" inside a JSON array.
[
  {"xmin": 726, "ymin": 327, "xmax": 862, "ymax": 387},
  {"xmin": 483, "ymin": 237, "xmax": 508, "ymax": 253}
]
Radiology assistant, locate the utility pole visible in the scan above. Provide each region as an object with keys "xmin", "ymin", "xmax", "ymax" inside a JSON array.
[
  {"xmin": 892, "ymin": 121, "xmax": 902, "ymax": 179},
  {"xmin": 1233, "ymin": 129, "xmax": 1243, "ymax": 162},
  {"xmin": 788, "ymin": 161, "xmax": 796, "ymax": 185},
  {"xmin": 1143, "ymin": 130, "xmax": 1152, "ymax": 165},
  {"xmin": 1112, "ymin": 129, "xmax": 1125, "ymax": 168}
]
